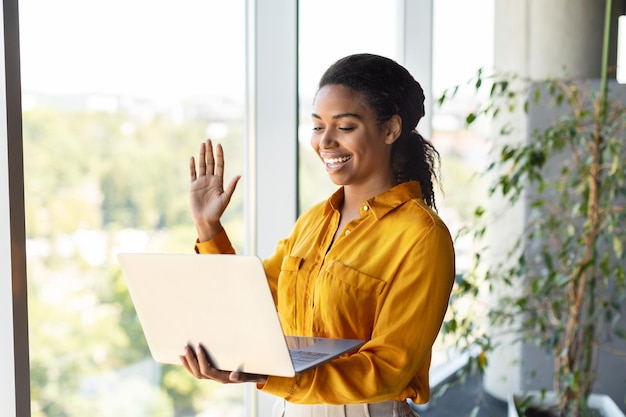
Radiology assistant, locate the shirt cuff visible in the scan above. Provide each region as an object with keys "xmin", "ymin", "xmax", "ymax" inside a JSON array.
[
  {"xmin": 194, "ymin": 229, "xmax": 236, "ymax": 254},
  {"xmin": 257, "ymin": 375, "xmax": 297, "ymax": 400}
]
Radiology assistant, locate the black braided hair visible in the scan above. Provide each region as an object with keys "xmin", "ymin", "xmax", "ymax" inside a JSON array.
[{"xmin": 318, "ymin": 53, "xmax": 441, "ymax": 210}]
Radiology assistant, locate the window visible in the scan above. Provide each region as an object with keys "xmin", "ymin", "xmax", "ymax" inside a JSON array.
[
  {"xmin": 4, "ymin": 1, "xmax": 495, "ymax": 415},
  {"xmin": 20, "ymin": 1, "xmax": 246, "ymax": 415}
]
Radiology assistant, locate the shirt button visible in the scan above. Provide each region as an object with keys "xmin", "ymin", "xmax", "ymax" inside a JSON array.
[
  {"xmin": 345, "ymin": 230, "xmax": 351, "ymax": 236},
  {"xmin": 363, "ymin": 205, "xmax": 369, "ymax": 211}
]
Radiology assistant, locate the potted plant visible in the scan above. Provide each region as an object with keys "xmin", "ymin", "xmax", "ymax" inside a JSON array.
[
  {"xmin": 437, "ymin": 3, "xmax": 626, "ymax": 416},
  {"xmin": 438, "ymin": 44, "xmax": 626, "ymax": 417}
]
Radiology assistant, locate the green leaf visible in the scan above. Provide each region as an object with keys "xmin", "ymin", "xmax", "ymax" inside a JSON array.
[
  {"xmin": 556, "ymin": 94, "xmax": 564, "ymax": 105},
  {"xmin": 466, "ymin": 112, "xmax": 477, "ymax": 125},
  {"xmin": 444, "ymin": 319, "xmax": 457, "ymax": 333},
  {"xmin": 614, "ymin": 236, "xmax": 624, "ymax": 258},
  {"xmin": 609, "ymin": 154, "xmax": 619, "ymax": 176}
]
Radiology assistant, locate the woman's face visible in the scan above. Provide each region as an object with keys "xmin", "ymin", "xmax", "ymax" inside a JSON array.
[{"xmin": 311, "ymin": 84, "xmax": 400, "ymax": 190}]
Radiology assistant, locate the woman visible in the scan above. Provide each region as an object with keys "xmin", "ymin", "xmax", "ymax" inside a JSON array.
[{"xmin": 181, "ymin": 53, "xmax": 455, "ymax": 417}]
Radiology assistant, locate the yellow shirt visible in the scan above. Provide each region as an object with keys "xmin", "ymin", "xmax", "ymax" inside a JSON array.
[{"xmin": 195, "ymin": 181, "xmax": 455, "ymax": 405}]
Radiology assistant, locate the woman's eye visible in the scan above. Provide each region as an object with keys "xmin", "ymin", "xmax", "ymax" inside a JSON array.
[
  {"xmin": 312, "ymin": 126, "xmax": 324, "ymax": 131},
  {"xmin": 338, "ymin": 127, "xmax": 355, "ymax": 131}
]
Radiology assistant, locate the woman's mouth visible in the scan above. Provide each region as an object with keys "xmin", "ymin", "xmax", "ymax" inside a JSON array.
[{"xmin": 323, "ymin": 155, "xmax": 352, "ymax": 170}]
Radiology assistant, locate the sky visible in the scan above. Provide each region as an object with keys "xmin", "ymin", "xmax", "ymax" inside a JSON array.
[
  {"xmin": 18, "ymin": 0, "xmax": 494, "ymax": 100},
  {"xmin": 19, "ymin": 0, "xmax": 246, "ymax": 99}
]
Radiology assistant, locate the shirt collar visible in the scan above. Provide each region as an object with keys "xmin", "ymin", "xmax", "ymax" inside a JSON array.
[{"xmin": 324, "ymin": 181, "xmax": 424, "ymax": 219}]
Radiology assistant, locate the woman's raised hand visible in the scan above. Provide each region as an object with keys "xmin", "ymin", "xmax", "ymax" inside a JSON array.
[{"xmin": 189, "ymin": 139, "xmax": 241, "ymax": 242}]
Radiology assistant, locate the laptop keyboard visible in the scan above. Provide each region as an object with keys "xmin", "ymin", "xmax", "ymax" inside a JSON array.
[{"xmin": 289, "ymin": 350, "xmax": 330, "ymax": 366}]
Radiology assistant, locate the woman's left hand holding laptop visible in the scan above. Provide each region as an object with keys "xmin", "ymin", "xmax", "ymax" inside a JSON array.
[{"xmin": 180, "ymin": 344, "xmax": 268, "ymax": 384}]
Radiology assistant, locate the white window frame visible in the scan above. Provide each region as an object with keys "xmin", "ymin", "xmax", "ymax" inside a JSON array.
[
  {"xmin": 245, "ymin": 0, "xmax": 298, "ymax": 260},
  {"xmin": 398, "ymin": 0, "xmax": 433, "ymax": 138},
  {"xmin": 244, "ymin": 0, "xmax": 298, "ymax": 415}
]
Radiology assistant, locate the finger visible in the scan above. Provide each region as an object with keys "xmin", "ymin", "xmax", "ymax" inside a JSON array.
[
  {"xmin": 190, "ymin": 156, "xmax": 197, "ymax": 182},
  {"xmin": 180, "ymin": 354, "xmax": 193, "ymax": 374},
  {"xmin": 223, "ymin": 175, "xmax": 242, "ymax": 201},
  {"xmin": 198, "ymin": 142, "xmax": 207, "ymax": 176},
  {"xmin": 229, "ymin": 370, "xmax": 266, "ymax": 384},
  {"xmin": 214, "ymin": 143, "xmax": 225, "ymax": 178},
  {"xmin": 183, "ymin": 345, "xmax": 202, "ymax": 378},
  {"xmin": 196, "ymin": 346, "xmax": 235, "ymax": 383},
  {"xmin": 196, "ymin": 344, "xmax": 213, "ymax": 377},
  {"xmin": 205, "ymin": 139, "xmax": 215, "ymax": 174}
]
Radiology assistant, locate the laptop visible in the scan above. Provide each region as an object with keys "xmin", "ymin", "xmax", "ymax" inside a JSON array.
[{"xmin": 117, "ymin": 253, "xmax": 365, "ymax": 377}]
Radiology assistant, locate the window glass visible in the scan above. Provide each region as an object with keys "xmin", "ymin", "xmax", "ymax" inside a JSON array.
[
  {"xmin": 431, "ymin": 0, "xmax": 494, "ymax": 294},
  {"xmin": 20, "ymin": 1, "xmax": 246, "ymax": 415},
  {"xmin": 431, "ymin": 0, "xmax": 494, "ymax": 369},
  {"xmin": 297, "ymin": 0, "xmax": 399, "ymax": 211}
]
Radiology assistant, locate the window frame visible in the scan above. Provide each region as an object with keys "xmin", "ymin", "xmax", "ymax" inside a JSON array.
[{"xmin": 2, "ymin": 0, "xmax": 31, "ymax": 415}]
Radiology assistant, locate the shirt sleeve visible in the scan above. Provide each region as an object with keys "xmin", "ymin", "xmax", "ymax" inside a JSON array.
[
  {"xmin": 194, "ymin": 229, "xmax": 236, "ymax": 254},
  {"xmin": 258, "ymin": 221, "xmax": 455, "ymax": 404}
]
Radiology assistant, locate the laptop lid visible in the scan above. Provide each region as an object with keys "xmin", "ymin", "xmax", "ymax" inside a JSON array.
[{"xmin": 117, "ymin": 253, "xmax": 363, "ymax": 377}]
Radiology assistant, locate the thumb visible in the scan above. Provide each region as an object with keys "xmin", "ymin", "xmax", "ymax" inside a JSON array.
[
  {"xmin": 224, "ymin": 175, "xmax": 241, "ymax": 199},
  {"xmin": 229, "ymin": 370, "xmax": 241, "ymax": 382}
]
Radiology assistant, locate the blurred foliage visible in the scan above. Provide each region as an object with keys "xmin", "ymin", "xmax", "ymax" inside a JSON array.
[
  {"xmin": 23, "ymin": 107, "xmax": 244, "ymax": 237},
  {"xmin": 24, "ymin": 102, "xmax": 245, "ymax": 417}
]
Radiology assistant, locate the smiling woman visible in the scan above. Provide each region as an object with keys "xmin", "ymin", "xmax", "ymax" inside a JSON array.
[
  {"xmin": 184, "ymin": 53, "xmax": 455, "ymax": 417},
  {"xmin": 314, "ymin": 55, "xmax": 440, "ymax": 210},
  {"xmin": 311, "ymin": 84, "xmax": 399, "ymax": 193}
]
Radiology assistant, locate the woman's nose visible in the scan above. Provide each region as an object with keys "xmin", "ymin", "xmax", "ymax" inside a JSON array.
[{"xmin": 318, "ymin": 129, "xmax": 336, "ymax": 149}]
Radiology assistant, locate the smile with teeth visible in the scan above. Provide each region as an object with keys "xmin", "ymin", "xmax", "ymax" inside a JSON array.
[{"xmin": 324, "ymin": 155, "xmax": 352, "ymax": 167}]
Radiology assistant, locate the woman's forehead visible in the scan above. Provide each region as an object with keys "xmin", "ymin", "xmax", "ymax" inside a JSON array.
[{"xmin": 313, "ymin": 85, "xmax": 371, "ymax": 114}]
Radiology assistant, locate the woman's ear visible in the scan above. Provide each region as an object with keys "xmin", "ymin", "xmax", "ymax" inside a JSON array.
[{"xmin": 384, "ymin": 115, "xmax": 402, "ymax": 144}]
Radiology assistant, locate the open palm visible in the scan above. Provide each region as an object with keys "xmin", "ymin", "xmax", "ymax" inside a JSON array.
[{"xmin": 189, "ymin": 139, "xmax": 240, "ymax": 240}]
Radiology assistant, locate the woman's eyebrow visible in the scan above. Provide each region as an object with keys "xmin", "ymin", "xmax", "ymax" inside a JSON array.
[{"xmin": 311, "ymin": 112, "xmax": 362, "ymax": 120}]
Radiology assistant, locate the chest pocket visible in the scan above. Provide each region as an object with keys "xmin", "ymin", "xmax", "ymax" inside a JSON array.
[
  {"xmin": 312, "ymin": 260, "xmax": 386, "ymax": 340},
  {"xmin": 276, "ymin": 255, "xmax": 304, "ymax": 334}
]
